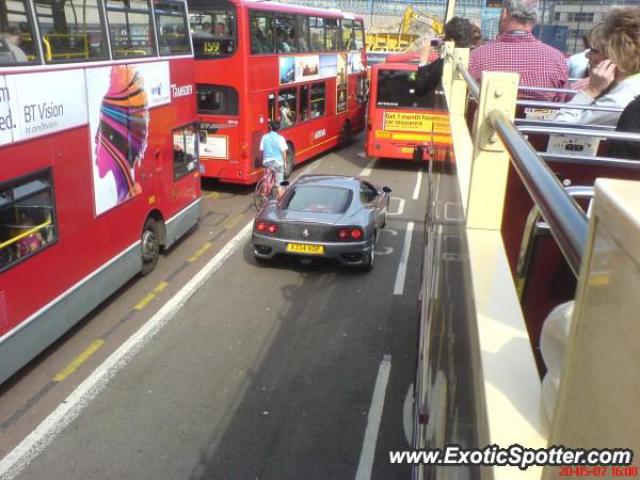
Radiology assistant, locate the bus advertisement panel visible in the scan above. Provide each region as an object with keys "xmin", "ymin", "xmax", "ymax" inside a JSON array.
[
  {"xmin": 0, "ymin": 0, "xmax": 200, "ymax": 384},
  {"xmin": 188, "ymin": 0, "xmax": 368, "ymax": 185},
  {"xmin": 365, "ymin": 63, "xmax": 451, "ymax": 162}
]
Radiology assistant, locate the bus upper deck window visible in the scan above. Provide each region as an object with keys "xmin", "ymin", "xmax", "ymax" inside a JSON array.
[
  {"xmin": 309, "ymin": 17, "xmax": 324, "ymax": 52},
  {"xmin": 34, "ymin": 0, "xmax": 108, "ymax": 63},
  {"xmin": 324, "ymin": 18, "xmax": 338, "ymax": 51},
  {"xmin": 342, "ymin": 19, "xmax": 355, "ymax": 51},
  {"xmin": 0, "ymin": 1, "xmax": 40, "ymax": 66},
  {"xmin": 106, "ymin": 0, "xmax": 157, "ymax": 58},
  {"xmin": 296, "ymin": 16, "xmax": 309, "ymax": 53},
  {"xmin": 155, "ymin": 0, "xmax": 191, "ymax": 56},
  {"xmin": 354, "ymin": 20, "xmax": 364, "ymax": 52},
  {"xmin": 189, "ymin": 5, "xmax": 236, "ymax": 58},
  {"xmin": 275, "ymin": 15, "xmax": 296, "ymax": 54},
  {"xmin": 250, "ymin": 11, "xmax": 274, "ymax": 55}
]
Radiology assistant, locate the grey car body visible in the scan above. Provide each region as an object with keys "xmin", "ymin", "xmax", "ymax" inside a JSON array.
[{"xmin": 252, "ymin": 175, "xmax": 391, "ymax": 270}]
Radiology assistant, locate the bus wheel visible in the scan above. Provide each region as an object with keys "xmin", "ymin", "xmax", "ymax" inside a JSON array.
[
  {"xmin": 141, "ymin": 217, "xmax": 161, "ymax": 276},
  {"xmin": 285, "ymin": 143, "xmax": 294, "ymax": 179},
  {"xmin": 339, "ymin": 121, "xmax": 352, "ymax": 148}
]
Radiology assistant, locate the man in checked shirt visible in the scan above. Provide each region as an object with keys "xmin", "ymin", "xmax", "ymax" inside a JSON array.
[{"xmin": 468, "ymin": 0, "xmax": 568, "ymax": 102}]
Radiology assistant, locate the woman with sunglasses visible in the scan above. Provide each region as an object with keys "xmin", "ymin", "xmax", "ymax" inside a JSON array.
[{"xmin": 554, "ymin": 8, "xmax": 640, "ymax": 126}]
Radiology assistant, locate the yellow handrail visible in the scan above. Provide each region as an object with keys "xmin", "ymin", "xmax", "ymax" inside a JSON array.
[{"xmin": 0, "ymin": 219, "xmax": 52, "ymax": 251}]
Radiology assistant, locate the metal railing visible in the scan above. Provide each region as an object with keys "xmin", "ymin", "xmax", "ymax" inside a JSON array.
[
  {"xmin": 517, "ymin": 126, "xmax": 640, "ymax": 143},
  {"xmin": 489, "ymin": 110, "xmax": 589, "ymax": 274},
  {"xmin": 516, "ymin": 99, "xmax": 625, "ymax": 113},
  {"xmin": 456, "ymin": 62, "xmax": 479, "ymax": 100}
]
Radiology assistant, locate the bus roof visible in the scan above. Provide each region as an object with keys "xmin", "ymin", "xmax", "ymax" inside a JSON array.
[{"xmin": 230, "ymin": 0, "xmax": 364, "ymax": 21}]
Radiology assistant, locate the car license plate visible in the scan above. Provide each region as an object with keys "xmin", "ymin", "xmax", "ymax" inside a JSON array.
[{"xmin": 286, "ymin": 243, "xmax": 325, "ymax": 255}]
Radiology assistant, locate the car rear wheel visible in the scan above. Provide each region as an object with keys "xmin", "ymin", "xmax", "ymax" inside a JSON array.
[{"xmin": 362, "ymin": 230, "xmax": 377, "ymax": 272}]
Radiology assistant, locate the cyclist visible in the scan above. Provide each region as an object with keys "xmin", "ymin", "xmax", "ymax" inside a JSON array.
[{"xmin": 259, "ymin": 121, "xmax": 288, "ymax": 197}]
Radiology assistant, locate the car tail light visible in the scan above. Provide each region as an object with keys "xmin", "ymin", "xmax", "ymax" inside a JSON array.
[
  {"xmin": 256, "ymin": 221, "xmax": 268, "ymax": 232},
  {"xmin": 337, "ymin": 227, "xmax": 363, "ymax": 241},
  {"xmin": 267, "ymin": 223, "xmax": 279, "ymax": 234}
]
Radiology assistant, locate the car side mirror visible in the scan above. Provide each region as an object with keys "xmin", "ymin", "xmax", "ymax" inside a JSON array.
[
  {"xmin": 382, "ymin": 186, "xmax": 392, "ymax": 193},
  {"xmin": 280, "ymin": 180, "xmax": 290, "ymax": 187}
]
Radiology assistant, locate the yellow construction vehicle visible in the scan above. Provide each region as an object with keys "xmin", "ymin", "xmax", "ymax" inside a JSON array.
[{"xmin": 366, "ymin": 6, "xmax": 444, "ymax": 52}]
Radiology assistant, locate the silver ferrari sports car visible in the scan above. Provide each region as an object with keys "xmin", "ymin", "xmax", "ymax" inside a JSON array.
[{"xmin": 252, "ymin": 175, "xmax": 392, "ymax": 271}]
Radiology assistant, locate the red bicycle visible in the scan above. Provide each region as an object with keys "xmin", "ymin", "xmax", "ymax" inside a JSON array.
[{"xmin": 254, "ymin": 164, "xmax": 279, "ymax": 210}]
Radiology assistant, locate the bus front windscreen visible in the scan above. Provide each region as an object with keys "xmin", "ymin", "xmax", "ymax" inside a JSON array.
[{"xmin": 376, "ymin": 69, "xmax": 435, "ymax": 109}]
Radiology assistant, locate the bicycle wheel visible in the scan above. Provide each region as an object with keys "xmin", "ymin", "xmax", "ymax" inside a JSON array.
[{"xmin": 254, "ymin": 177, "xmax": 268, "ymax": 210}]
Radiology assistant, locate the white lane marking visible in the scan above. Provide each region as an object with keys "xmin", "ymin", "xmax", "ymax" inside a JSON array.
[
  {"xmin": 355, "ymin": 355, "xmax": 392, "ymax": 480},
  {"xmin": 394, "ymin": 222, "xmax": 415, "ymax": 296},
  {"xmin": 403, "ymin": 383, "xmax": 415, "ymax": 446},
  {"xmin": 412, "ymin": 169, "xmax": 423, "ymax": 200},
  {"xmin": 360, "ymin": 158, "xmax": 377, "ymax": 177},
  {"xmin": 379, "ymin": 228, "xmax": 398, "ymax": 237},
  {"xmin": 388, "ymin": 197, "xmax": 405, "ymax": 216},
  {"xmin": 0, "ymin": 222, "xmax": 254, "ymax": 480},
  {"xmin": 357, "ymin": 152, "xmax": 366, "ymax": 158}
]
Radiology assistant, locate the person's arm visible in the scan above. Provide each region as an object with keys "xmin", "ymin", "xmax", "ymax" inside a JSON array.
[{"xmin": 415, "ymin": 58, "xmax": 444, "ymax": 97}]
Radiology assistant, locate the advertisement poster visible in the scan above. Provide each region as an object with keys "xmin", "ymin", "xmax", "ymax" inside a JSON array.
[
  {"xmin": 336, "ymin": 53, "xmax": 348, "ymax": 113},
  {"xmin": 279, "ymin": 56, "xmax": 295, "ymax": 85},
  {"xmin": 200, "ymin": 135, "xmax": 228, "ymax": 158},
  {"xmin": 86, "ymin": 62, "xmax": 171, "ymax": 216},
  {"xmin": 296, "ymin": 55, "xmax": 319, "ymax": 82},
  {"xmin": 0, "ymin": 70, "xmax": 87, "ymax": 147},
  {"xmin": 319, "ymin": 54, "xmax": 337, "ymax": 79}
]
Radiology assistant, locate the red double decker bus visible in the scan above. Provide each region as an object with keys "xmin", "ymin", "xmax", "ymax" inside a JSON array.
[
  {"xmin": 365, "ymin": 62, "xmax": 451, "ymax": 163},
  {"xmin": 0, "ymin": 0, "xmax": 200, "ymax": 384},
  {"xmin": 188, "ymin": 0, "xmax": 368, "ymax": 184}
]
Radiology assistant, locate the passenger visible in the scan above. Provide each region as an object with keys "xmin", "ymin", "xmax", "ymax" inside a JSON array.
[
  {"xmin": 608, "ymin": 96, "xmax": 640, "ymax": 160},
  {"xmin": 16, "ymin": 214, "xmax": 45, "ymax": 258},
  {"xmin": 280, "ymin": 101, "xmax": 293, "ymax": 128},
  {"xmin": 276, "ymin": 30, "xmax": 291, "ymax": 53},
  {"xmin": 468, "ymin": 0, "xmax": 568, "ymax": 101},
  {"xmin": 0, "ymin": 27, "xmax": 28, "ymax": 62},
  {"xmin": 567, "ymin": 34, "xmax": 590, "ymax": 80},
  {"xmin": 213, "ymin": 22, "xmax": 226, "ymax": 37},
  {"xmin": 471, "ymin": 23, "xmax": 482, "ymax": 47},
  {"xmin": 416, "ymin": 16, "xmax": 475, "ymax": 97},
  {"xmin": 259, "ymin": 121, "xmax": 288, "ymax": 196},
  {"xmin": 554, "ymin": 8, "xmax": 640, "ymax": 126}
]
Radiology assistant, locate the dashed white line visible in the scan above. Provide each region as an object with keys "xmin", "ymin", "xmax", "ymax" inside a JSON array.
[
  {"xmin": 0, "ymin": 221, "xmax": 254, "ymax": 480},
  {"xmin": 360, "ymin": 158, "xmax": 377, "ymax": 177},
  {"xmin": 355, "ymin": 354, "xmax": 392, "ymax": 480},
  {"xmin": 412, "ymin": 169, "xmax": 423, "ymax": 200},
  {"xmin": 388, "ymin": 197, "xmax": 405, "ymax": 216},
  {"xmin": 394, "ymin": 222, "xmax": 415, "ymax": 296}
]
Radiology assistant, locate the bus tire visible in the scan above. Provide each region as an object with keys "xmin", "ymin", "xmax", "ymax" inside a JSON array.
[
  {"xmin": 339, "ymin": 121, "xmax": 352, "ymax": 148},
  {"xmin": 141, "ymin": 217, "xmax": 161, "ymax": 276},
  {"xmin": 285, "ymin": 142, "xmax": 294, "ymax": 179}
]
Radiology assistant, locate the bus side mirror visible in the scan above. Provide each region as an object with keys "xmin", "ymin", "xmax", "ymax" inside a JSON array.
[{"xmin": 280, "ymin": 180, "xmax": 290, "ymax": 188}]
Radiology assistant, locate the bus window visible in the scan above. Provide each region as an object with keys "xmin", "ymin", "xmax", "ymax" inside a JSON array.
[
  {"xmin": 376, "ymin": 70, "xmax": 429, "ymax": 109},
  {"xmin": 0, "ymin": 0, "xmax": 39, "ymax": 65},
  {"xmin": 106, "ymin": 0, "xmax": 156, "ymax": 58},
  {"xmin": 324, "ymin": 18, "xmax": 338, "ymax": 51},
  {"xmin": 296, "ymin": 15, "xmax": 309, "ymax": 53},
  {"xmin": 0, "ymin": 172, "xmax": 57, "ymax": 271},
  {"xmin": 33, "ymin": 0, "xmax": 108, "ymax": 63},
  {"xmin": 250, "ymin": 11, "xmax": 273, "ymax": 54},
  {"xmin": 278, "ymin": 88, "xmax": 297, "ymax": 129},
  {"xmin": 189, "ymin": 4, "xmax": 236, "ymax": 58},
  {"xmin": 196, "ymin": 84, "xmax": 239, "ymax": 115},
  {"xmin": 357, "ymin": 75, "xmax": 367, "ymax": 104},
  {"xmin": 342, "ymin": 19, "xmax": 355, "ymax": 51},
  {"xmin": 354, "ymin": 19, "xmax": 364, "ymax": 52},
  {"xmin": 310, "ymin": 82, "xmax": 325, "ymax": 117},
  {"xmin": 300, "ymin": 85, "xmax": 309, "ymax": 121},
  {"xmin": 309, "ymin": 17, "xmax": 324, "ymax": 52},
  {"xmin": 155, "ymin": 0, "xmax": 190, "ymax": 56},
  {"xmin": 275, "ymin": 14, "xmax": 296, "ymax": 54},
  {"xmin": 172, "ymin": 125, "xmax": 198, "ymax": 180}
]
